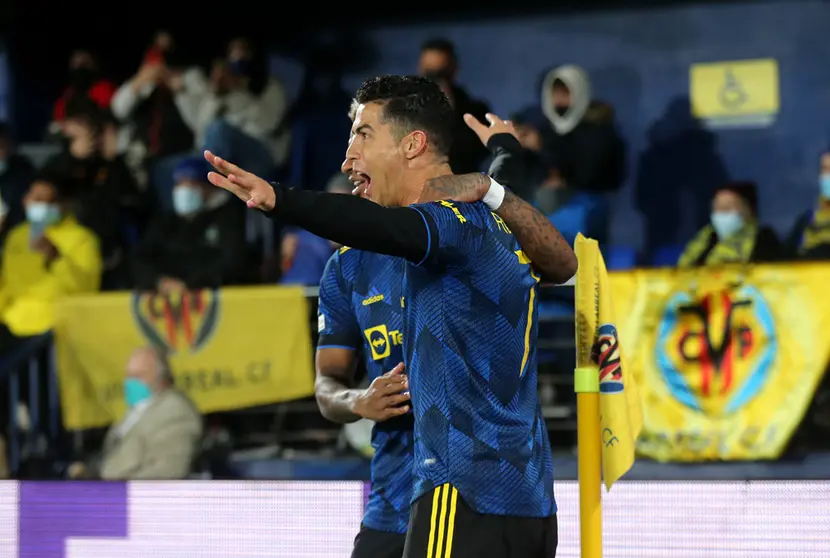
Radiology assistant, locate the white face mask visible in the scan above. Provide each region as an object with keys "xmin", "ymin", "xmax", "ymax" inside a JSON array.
[
  {"xmin": 25, "ymin": 202, "xmax": 62, "ymax": 225},
  {"xmin": 172, "ymin": 185, "xmax": 204, "ymax": 216},
  {"xmin": 711, "ymin": 211, "xmax": 745, "ymax": 239}
]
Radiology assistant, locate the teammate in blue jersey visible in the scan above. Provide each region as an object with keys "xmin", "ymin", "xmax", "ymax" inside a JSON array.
[
  {"xmin": 206, "ymin": 75, "xmax": 577, "ymax": 558},
  {"xmin": 317, "ymin": 248, "xmax": 410, "ymax": 556},
  {"xmin": 315, "ymin": 130, "xmax": 528, "ymax": 558}
]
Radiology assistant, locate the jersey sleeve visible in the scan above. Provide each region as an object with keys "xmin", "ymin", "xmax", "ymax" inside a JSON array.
[
  {"xmin": 409, "ymin": 201, "xmax": 487, "ymax": 271},
  {"xmin": 317, "ymin": 252, "xmax": 361, "ymax": 350}
]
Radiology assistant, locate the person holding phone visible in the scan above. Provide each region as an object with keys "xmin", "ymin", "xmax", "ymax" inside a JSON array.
[{"xmin": 0, "ymin": 173, "xmax": 102, "ymax": 356}]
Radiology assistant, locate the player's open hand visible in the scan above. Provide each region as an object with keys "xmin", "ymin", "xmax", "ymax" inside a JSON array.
[
  {"xmin": 204, "ymin": 150, "xmax": 276, "ymax": 211},
  {"xmin": 353, "ymin": 363, "xmax": 410, "ymax": 422},
  {"xmin": 463, "ymin": 112, "xmax": 519, "ymax": 146}
]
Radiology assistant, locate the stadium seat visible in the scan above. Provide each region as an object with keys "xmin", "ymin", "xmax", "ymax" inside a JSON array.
[
  {"xmin": 603, "ymin": 245, "xmax": 638, "ymax": 270},
  {"xmin": 651, "ymin": 244, "xmax": 684, "ymax": 268}
]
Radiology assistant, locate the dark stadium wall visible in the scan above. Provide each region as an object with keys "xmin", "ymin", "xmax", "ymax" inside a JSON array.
[{"xmin": 338, "ymin": 0, "xmax": 830, "ymax": 255}]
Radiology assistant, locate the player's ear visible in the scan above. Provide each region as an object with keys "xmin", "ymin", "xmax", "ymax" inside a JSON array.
[{"xmin": 402, "ymin": 130, "xmax": 428, "ymax": 160}]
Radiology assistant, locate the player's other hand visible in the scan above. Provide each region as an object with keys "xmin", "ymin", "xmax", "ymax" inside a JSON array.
[
  {"xmin": 205, "ymin": 150, "xmax": 276, "ymax": 211},
  {"xmin": 353, "ymin": 362, "xmax": 410, "ymax": 422},
  {"xmin": 463, "ymin": 113, "xmax": 519, "ymax": 146}
]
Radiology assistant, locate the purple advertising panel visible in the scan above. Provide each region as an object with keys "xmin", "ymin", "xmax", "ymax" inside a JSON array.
[{"xmin": 0, "ymin": 480, "xmax": 828, "ymax": 557}]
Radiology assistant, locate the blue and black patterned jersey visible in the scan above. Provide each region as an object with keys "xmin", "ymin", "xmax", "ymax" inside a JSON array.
[
  {"xmin": 404, "ymin": 200, "xmax": 556, "ymax": 517},
  {"xmin": 317, "ymin": 247, "xmax": 412, "ymax": 534}
]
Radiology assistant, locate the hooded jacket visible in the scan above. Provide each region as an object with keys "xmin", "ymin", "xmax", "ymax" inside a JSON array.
[{"xmin": 539, "ymin": 65, "xmax": 626, "ymax": 193}]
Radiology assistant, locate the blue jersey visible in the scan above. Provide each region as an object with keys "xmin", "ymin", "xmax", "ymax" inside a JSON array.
[
  {"xmin": 317, "ymin": 247, "xmax": 412, "ymax": 534},
  {"xmin": 404, "ymin": 200, "xmax": 556, "ymax": 517}
]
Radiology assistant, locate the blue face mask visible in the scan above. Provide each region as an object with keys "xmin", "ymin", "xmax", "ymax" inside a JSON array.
[
  {"xmin": 124, "ymin": 378, "xmax": 153, "ymax": 408},
  {"xmin": 25, "ymin": 202, "xmax": 62, "ymax": 225},
  {"xmin": 711, "ymin": 211, "xmax": 745, "ymax": 239},
  {"xmin": 820, "ymin": 175, "xmax": 830, "ymax": 200},
  {"xmin": 172, "ymin": 185, "xmax": 204, "ymax": 216}
]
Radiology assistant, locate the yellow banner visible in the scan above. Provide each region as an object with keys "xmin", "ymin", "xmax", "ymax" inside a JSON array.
[
  {"xmin": 610, "ymin": 264, "xmax": 830, "ymax": 461},
  {"xmin": 55, "ymin": 286, "xmax": 314, "ymax": 430}
]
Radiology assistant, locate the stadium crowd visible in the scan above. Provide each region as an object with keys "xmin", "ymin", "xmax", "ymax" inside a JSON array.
[{"xmin": 0, "ymin": 29, "xmax": 828, "ymax": 480}]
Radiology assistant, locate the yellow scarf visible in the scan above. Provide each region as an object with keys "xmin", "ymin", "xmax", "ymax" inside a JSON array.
[
  {"xmin": 678, "ymin": 222, "xmax": 757, "ymax": 268},
  {"xmin": 799, "ymin": 205, "xmax": 830, "ymax": 254}
]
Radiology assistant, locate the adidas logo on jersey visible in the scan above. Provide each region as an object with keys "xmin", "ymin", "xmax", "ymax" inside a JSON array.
[{"xmin": 362, "ymin": 288, "xmax": 385, "ymax": 306}]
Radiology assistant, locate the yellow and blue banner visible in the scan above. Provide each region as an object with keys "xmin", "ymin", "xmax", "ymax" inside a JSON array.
[
  {"xmin": 54, "ymin": 286, "xmax": 315, "ymax": 430},
  {"xmin": 609, "ymin": 263, "xmax": 830, "ymax": 461}
]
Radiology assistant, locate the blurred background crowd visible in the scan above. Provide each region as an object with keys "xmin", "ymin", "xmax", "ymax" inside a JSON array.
[{"xmin": 0, "ymin": 0, "xmax": 828, "ymax": 483}]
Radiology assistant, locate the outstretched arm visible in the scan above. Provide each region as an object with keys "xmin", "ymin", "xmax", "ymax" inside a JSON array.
[{"xmin": 206, "ymin": 151, "xmax": 432, "ymax": 262}]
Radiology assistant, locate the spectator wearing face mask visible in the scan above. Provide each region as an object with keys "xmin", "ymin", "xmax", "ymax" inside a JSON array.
[
  {"xmin": 516, "ymin": 65, "xmax": 626, "ymax": 246},
  {"xmin": 678, "ymin": 181, "xmax": 781, "ymax": 268},
  {"xmin": 191, "ymin": 37, "xmax": 289, "ymax": 183},
  {"xmin": 505, "ymin": 110, "xmax": 606, "ymax": 249},
  {"xmin": 418, "ymin": 38, "xmax": 490, "ymax": 174},
  {"xmin": 0, "ymin": 123, "xmax": 35, "ymax": 237},
  {"xmin": 786, "ymin": 149, "xmax": 830, "ymax": 260},
  {"xmin": 0, "ymin": 173, "xmax": 101, "ymax": 354},
  {"xmin": 132, "ymin": 157, "xmax": 247, "ymax": 294},
  {"xmin": 541, "ymin": 66, "xmax": 627, "ymax": 194},
  {"xmin": 50, "ymin": 50, "xmax": 116, "ymax": 134},
  {"xmin": 67, "ymin": 346, "xmax": 202, "ymax": 480}
]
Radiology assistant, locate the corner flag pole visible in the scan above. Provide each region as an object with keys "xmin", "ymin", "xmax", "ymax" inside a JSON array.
[
  {"xmin": 575, "ymin": 368, "xmax": 602, "ymax": 558},
  {"xmin": 568, "ymin": 247, "xmax": 603, "ymax": 558}
]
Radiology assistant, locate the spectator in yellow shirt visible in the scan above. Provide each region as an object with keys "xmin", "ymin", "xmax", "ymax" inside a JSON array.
[{"xmin": 0, "ymin": 173, "xmax": 102, "ymax": 355}]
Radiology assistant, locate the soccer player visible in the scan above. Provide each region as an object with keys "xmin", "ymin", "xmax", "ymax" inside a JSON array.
[
  {"xmin": 315, "ymin": 119, "xmax": 530, "ymax": 558},
  {"xmin": 206, "ymin": 75, "xmax": 576, "ymax": 558}
]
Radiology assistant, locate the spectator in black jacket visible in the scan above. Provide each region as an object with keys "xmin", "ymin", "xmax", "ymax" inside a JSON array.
[
  {"xmin": 418, "ymin": 38, "xmax": 490, "ymax": 174},
  {"xmin": 43, "ymin": 108, "xmax": 148, "ymax": 289},
  {"xmin": 0, "ymin": 123, "xmax": 35, "ymax": 237},
  {"xmin": 132, "ymin": 157, "xmax": 247, "ymax": 293},
  {"xmin": 540, "ymin": 65, "xmax": 627, "ymax": 195}
]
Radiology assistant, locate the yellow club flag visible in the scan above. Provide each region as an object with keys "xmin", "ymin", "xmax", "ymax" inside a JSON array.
[{"xmin": 574, "ymin": 234, "xmax": 643, "ymax": 490}]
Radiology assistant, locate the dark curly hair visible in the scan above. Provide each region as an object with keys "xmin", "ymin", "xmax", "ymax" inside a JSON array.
[{"xmin": 354, "ymin": 75, "xmax": 454, "ymax": 159}]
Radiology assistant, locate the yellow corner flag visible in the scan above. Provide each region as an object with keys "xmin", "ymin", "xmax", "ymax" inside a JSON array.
[
  {"xmin": 573, "ymin": 234, "xmax": 643, "ymax": 558},
  {"xmin": 575, "ymin": 234, "xmax": 643, "ymax": 489}
]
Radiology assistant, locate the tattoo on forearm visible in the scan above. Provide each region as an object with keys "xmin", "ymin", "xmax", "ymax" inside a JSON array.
[
  {"xmin": 498, "ymin": 190, "xmax": 578, "ymax": 283},
  {"xmin": 419, "ymin": 173, "xmax": 490, "ymax": 203},
  {"xmin": 315, "ymin": 373, "xmax": 361, "ymax": 424}
]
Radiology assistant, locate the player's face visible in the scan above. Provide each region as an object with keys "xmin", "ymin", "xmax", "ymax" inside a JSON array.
[{"xmin": 342, "ymin": 102, "xmax": 407, "ymax": 207}]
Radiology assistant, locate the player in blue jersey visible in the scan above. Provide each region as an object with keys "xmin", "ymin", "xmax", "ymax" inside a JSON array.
[
  {"xmin": 317, "ymin": 248, "xmax": 410, "ymax": 558},
  {"xmin": 206, "ymin": 75, "xmax": 576, "ymax": 558},
  {"xmin": 315, "ymin": 129, "xmax": 529, "ymax": 558}
]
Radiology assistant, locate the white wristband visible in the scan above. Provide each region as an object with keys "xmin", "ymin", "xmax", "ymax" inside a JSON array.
[{"xmin": 482, "ymin": 177, "xmax": 506, "ymax": 210}]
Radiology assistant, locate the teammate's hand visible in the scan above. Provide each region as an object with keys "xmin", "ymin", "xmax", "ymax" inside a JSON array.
[
  {"xmin": 463, "ymin": 113, "xmax": 519, "ymax": 146},
  {"xmin": 352, "ymin": 363, "xmax": 411, "ymax": 422},
  {"xmin": 205, "ymin": 150, "xmax": 276, "ymax": 211}
]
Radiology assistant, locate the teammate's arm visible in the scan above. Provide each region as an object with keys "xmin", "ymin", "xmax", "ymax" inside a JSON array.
[
  {"xmin": 316, "ymin": 254, "xmax": 411, "ymax": 423},
  {"xmin": 435, "ymin": 115, "xmax": 579, "ymax": 283},
  {"xmin": 315, "ymin": 253, "xmax": 365, "ymax": 423},
  {"xmin": 496, "ymin": 186, "xmax": 578, "ymax": 283},
  {"xmin": 317, "ymin": 353, "xmax": 410, "ymax": 423}
]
